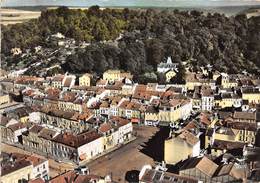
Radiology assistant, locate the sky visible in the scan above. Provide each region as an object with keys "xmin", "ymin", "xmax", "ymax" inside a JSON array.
[{"xmin": 2, "ymin": 0, "xmax": 260, "ymax": 7}]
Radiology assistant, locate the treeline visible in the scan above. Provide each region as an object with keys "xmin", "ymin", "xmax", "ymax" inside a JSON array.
[
  {"xmin": 1, "ymin": 6, "xmax": 126, "ymax": 54},
  {"xmin": 1, "ymin": 6, "xmax": 260, "ymax": 83}
]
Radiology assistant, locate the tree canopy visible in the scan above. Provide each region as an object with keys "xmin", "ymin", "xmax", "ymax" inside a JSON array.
[{"xmin": 1, "ymin": 7, "xmax": 260, "ymax": 83}]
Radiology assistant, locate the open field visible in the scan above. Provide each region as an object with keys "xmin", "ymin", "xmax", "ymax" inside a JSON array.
[
  {"xmin": 1, "ymin": 8, "xmax": 41, "ymax": 25},
  {"xmin": 245, "ymin": 8, "xmax": 260, "ymax": 18}
]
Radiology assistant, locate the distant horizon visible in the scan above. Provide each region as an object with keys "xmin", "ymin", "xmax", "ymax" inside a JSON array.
[
  {"xmin": 2, "ymin": 4, "xmax": 260, "ymax": 8},
  {"xmin": 3, "ymin": 0, "xmax": 260, "ymax": 8}
]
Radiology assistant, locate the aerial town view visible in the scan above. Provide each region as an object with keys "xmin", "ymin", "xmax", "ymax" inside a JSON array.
[{"xmin": 1, "ymin": 0, "xmax": 260, "ymax": 182}]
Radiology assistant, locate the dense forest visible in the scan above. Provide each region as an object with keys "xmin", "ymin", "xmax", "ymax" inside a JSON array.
[{"xmin": 1, "ymin": 6, "xmax": 260, "ymax": 83}]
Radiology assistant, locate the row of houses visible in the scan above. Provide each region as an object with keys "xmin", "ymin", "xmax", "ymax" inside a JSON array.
[
  {"xmin": 1, "ymin": 153, "xmax": 111, "ymax": 183},
  {"xmin": 164, "ymin": 109, "xmax": 260, "ymax": 165},
  {"xmin": 1, "ymin": 152, "xmax": 49, "ymax": 182},
  {"xmin": 1, "ymin": 113, "xmax": 133, "ymax": 164}
]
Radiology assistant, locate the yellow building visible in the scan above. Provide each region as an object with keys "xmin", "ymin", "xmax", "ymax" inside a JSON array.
[
  {"xmin": 185, "ymin": 72, "xmax": 202, "ymax": 90},
  {"xmin": 221, "ymin": 74, "xmax": 238, "ymax": 89},
  {"xmin": 144, "ymin": 106, "xmax": 159, "ymax": 125},
  {"xmin": 51, "ymin": 75, "xmax": 64, "ymax": 89},
  {"xmin": 214, "ymin": 94, "xmax": 242, "ymax": 109},
  {"xmin": 99, "ymin": 123, "xmax": 115, "ymax": 151},
  {"xmin": 159, "ymin": 100, "xmax": 183, "ymax": 123},
  {"xmin": 145, "ymin": 112, "xmax": 159, "ymax": 122},
  {"xmin": 214, "ymin": 128, "xmax": 240, "ymax": 142},
  {"xmin": 103, "ymin": 70, "xmax": 120, "ymax": 82},
  {"xmin": 1, "ymin": 160, "xmax": 33, "ymax": 183},
  {"xmin": 103, "ymin": 70, "xmax": 132, "ymax": 82},
  {"xmin": 213, "ymin": 71, "xmax": 221, "ymax": 81},
  {"xmin": 206, "ymin": 128, "xmax": 239, "ymax": 148},
  {"xmin": 20, "ymin": 116, "xmax": 29, "ymax": 123},
  {"xmin": 165, "ymin": 70, "xmax": 176, "ymax": 82},
  {"xmin": 185, "ymin": 81, "xmax": 201, "ymax": 90},
  {"xmin": 0, "ymin": 94, "xmax": 10, "ymax": 105},
  {"xmin": 165, "ymin": 130, "xmax": 200, "ymax": 164},
  {"xmin": 79, "ymin": 73, "xmax": 93, "ymax": 87},
  {"xmin": 242, "ymin": 88, "xmax": 260, "ymax": 104}
]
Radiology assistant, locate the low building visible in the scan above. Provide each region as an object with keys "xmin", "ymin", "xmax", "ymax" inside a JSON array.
[
  {"xmin": 139, "ymin": 165, "xmax": 198, "ymax": 183},
  {"xmin": 221, "ymin": 73, "xmax": 238, "ymax": 89},
  {"xmin": 165, "ymin": 70, "xmax": 177, "ymax": 82},
  {"xmin": 103, "ymin": 70, "xmax": 132, "ymax": 83},
  {"xmin": 165, "ymin": 130, "xmax": 200, "ymax": 164},
  {"xmin": 49, "ymin": 170, "xmax": 107, "ymax": 183},
  {"xmin": 0, "ymin": 94, "xmax": 10, "ymax": 105},
  {"xmin": 242, "ymin": 88, "xmax": 260, "ymax": 104},
  {"xmin": 201, "ymin": 86, "xmax": 214, "ymax": 111},
  {"xmin": 79, "ymin": 73, "xmax": 93, "ymax": 87},
  {"xmin": 144, "ymin": 106, "xmax": 159, "ymax": 126},
  {"xmin": 1, "ymin": 158, "xmax": 33, "ymax": 183},
  {"xmin": 51, "ymin": 130, "xmax": 103, "ymax": 163},
  {"xmin": 2, "ymin": 121, "xmax": 27, "ymax": 144},
  {"xmin": 157, "ymin": 57, "xmax": 178, "ymax": 73},
  {"xmin": 1, "ymin": 152, "xmax": 49, "ymax": 183},
  {"xmin": 179, "ymin": 156, "xmax": 245, "ymax": 183},
  {"xmin": 51, "ymin": 75, "xmax": 64, "ymax": 89},
  {"xmin": 118, "ymin": 100, "xmax": 142, "ymax": 122},
  {"xmin": 159, "ymin": 99, "xmax": 192, "ymax": 124}
]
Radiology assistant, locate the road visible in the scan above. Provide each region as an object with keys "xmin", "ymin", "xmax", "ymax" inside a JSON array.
[
  {"xmin": 1, "ymin": 126, "xmax": 159, "ymax": 181},
  {"xmin": 85, "ymin": 126, "xmax": 159, "ymax": 182}
]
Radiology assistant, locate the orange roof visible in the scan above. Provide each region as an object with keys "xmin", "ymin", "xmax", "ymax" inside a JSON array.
[
  {"xmin": 53, "ymin": 131, "xmax": 102, "ymax": 148},
  {"xmin": 199, "ymin": 112, "xmax": 211, "ymax": 126},
  {"xmin": 99, "ymin": 122, "xmax": 113, "ymax": 133},
  {"xmin": 119, "ymin": 100, "xmax": 142, "ymax": 110},
  {"xmin": 25, "ymin": 155, "xmax": 46, "ymax": 167},
  {"xmin": 110, "ymin": 116, "xmax": 130, "ymax": 127},
  {"xmin": 178, "ymin": 130, "xmax": 199, "ymax": 146},
  {"xmin": 29, "ymin": 178, "xmax": 45, "ymax": 183},
  {"xmin": 52, "ymin": 75, "xmax": 64, "ymax": 82},
  {"xmin": 49, "ymin": 170, "xmax": 100, "ymax": 183}
]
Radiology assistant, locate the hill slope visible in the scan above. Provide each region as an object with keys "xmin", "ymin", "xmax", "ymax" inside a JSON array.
[{"xmin": 1, "ymin": 6, "xmax": 260, "ymax": 82}]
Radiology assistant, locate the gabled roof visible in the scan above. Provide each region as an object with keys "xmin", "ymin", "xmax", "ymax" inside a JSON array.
[
  {"xmin": 180, "ymin": 156, "xmax": 218, "ymax": 177},
  {"xmin": 0, "ymin": 114, "xmax": 10, "ymax": 126},
  {"xmin": 49, "ymin": 170, "xmax": 101, "ymax": 183},
  {"xmin": 233, "ymin": 111, "xmax": 256, "ymax": 120},
  {"xmin": 29, "ymin": 125, "xmax": 44, "ymax": 134},
  {"xmin": 52, "ymin": 75, "xmax": 64, "ymax": 82},
  {"xmin": 8, "ymin": 122, "xmax": 27, "ymax": 131},
  {"xmin": 99, "ymin": 122, "xmax": 113, "ymax": 133},
  {"xmin": 177, "ymin": 130, "xmax": 199, "ymax": 146},
  {"xmin": 140, "ymin": 168, "xmax": 197, "ymax": 183},
  {"xmin": 29, "ymin": 178, "xmax": 45, "ymax": 183},
  {"xmin": 1, "ymin": 159, "xmax": 32, "ymax": 177},
  {"xmin": 53, "ymin": 130, "xmax": 102, "ymax": 148},
  {"xmin": 39, "ymin": 128, "xmax": 57, "ymax": 140}
]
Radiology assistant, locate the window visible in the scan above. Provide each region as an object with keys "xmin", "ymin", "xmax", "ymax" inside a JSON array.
[
  {"xmin": 37, "ymin": 167, "xmax": 40, "ymax": 172},
  {"xmin": 43, "ymin": 164, "xmax": 45, "ymax": 169}
]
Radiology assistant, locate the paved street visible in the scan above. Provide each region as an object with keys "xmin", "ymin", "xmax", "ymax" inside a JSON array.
[
  {"xmin": 85, "ymin": 126, "xmax": 159, "ymax": 182},
  {"xmin": 1, "ymin": 126, "xmax": 159, "ymax": 182}
]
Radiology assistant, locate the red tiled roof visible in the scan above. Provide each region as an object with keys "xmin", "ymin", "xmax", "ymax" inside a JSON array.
[
  {"xmin": 99, "ymin": 122, "xmax": 113, "ymax": 133},
  {"xmin": 49, "ymin": 170, "xmax": 100, "ymax": 183},
  {"xmin": 53, "ymin": 131, "xmax": 102, "ymax": 148},
  {"xmin": 29, "ymin": 178, "xmax": 45, "ymax": 183},
  {"xmin": 8, "ymin": 122, "xmax": 26, "ymax": 131}
]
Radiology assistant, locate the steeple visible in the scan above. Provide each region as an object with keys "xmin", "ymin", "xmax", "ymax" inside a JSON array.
[{"xmin": 166, "ymin": 57, "xmax": 172, "ymax": 64}]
